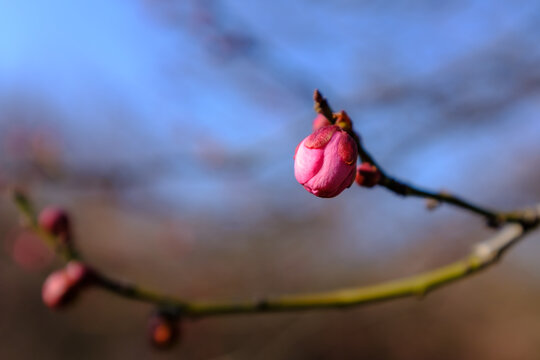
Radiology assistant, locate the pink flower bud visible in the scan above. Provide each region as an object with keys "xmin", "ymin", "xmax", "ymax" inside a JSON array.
[
  {"xmin": 41, "ymin": 261, "xmax": 90, "ymax": 309},
  {"xmin": 355, "ymin": 163, "xmax": 381, "ymax": 188},
  {"xmin": 38, "ymin": 207, "xmax": 71, "ymax": 241},
  {"xmin": 312, "ymin": 114, "xmax": 332, "ymax": 131},
  {"xmin": 148, "ymin": 313, "xmax": 180, "ymax": 349},
  {"xmin": 294, "ymin": 125, "xmax": 358, "ymax": 198},
  {"xmin": 42, "ymin": 269, "xmax": 73, "ymax": 308}
]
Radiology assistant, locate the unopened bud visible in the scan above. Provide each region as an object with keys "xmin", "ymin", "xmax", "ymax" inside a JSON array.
[
  {"xmin": 148, "ymin": 312, "xmax": 180, "ymax": 349},
  {"xmin": 294, "ymin": 125, "xmax": 358, "ymax": 198},
  {"xmin": 355, "ymin": 163, "xmax": 381, "ymax": 188},
  {"xmin": 41, "ymin": 261, "xmax": 91, "ymax": 309},
  {"xmin": 38, "ymin": 207, "xmax": 71, "ymax": 242},
  {"xmin": 42, "ymin": 270, "xmax": 72, "ymax": 308}
]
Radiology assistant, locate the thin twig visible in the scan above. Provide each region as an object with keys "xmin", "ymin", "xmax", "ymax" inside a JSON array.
[{"xmin": 314, "ymin": 90, "xmax": 534, "ymax": 227}]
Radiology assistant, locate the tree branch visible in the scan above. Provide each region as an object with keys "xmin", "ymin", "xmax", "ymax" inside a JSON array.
[
  {"xmin": 314, "ymin": 90, "xmax": 536, "ymax": 228},
  {"xmin": 12, "ymin": 190, "xmax": 540, "ymax": 319}
]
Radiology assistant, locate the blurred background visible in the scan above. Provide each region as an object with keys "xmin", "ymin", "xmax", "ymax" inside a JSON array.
[{"xmin": 2, "ymin": 1, "xmax": 540, "ymax": 359}]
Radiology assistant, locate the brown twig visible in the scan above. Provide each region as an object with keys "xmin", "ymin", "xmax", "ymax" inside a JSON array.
[{"xmin": 314, "ymin": 90, "xmax": 535, "ymax": 228}]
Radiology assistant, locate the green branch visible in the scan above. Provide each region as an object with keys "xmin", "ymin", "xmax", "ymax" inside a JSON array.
[{"xmin": 12, "ymin": 190, "xmax": 539, "ymax": 319}]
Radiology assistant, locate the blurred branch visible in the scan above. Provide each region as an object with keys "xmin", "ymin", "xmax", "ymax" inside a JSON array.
[{"xmin": 12, "ymin": 189, "xmax": 540, "ymax": 318}]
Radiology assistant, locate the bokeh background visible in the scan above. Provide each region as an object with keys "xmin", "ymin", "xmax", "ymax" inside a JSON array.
[{"xmin": 2, "ymin": 1, "xmax": 540, "ymax": 359}]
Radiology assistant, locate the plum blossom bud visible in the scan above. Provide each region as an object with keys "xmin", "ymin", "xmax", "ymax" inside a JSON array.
[
  {"xmin": 312, "ymin": 114, "xmax": 332, "ymax": 131},
  {"xmin": 148, "ymin": 312, "xmax": 180, "ymax": 348},
  {"xmin": 41, "ymin": 261, "xmax": 91, "ymax": 309},
  {"xmin": 355, "ymin": 163, "xmax": 381, "ymax": 188},
  {"xmin": 38, "ymin": 207, "xmax": 71, "ymax": 242},
  {"xmin": 42, "ymin": 270, "xmax": 72, "ymax": 308},
  {"xmin": 294, "ymin": 125, "xmax": 358, "ymax": 198}
]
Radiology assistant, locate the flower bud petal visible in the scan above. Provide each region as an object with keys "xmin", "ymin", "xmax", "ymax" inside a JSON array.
[
  {"xmin": 312, "ymin": 114, "xmax": 332, "ymax": 131},
  {"xmin": 304, "ymin": 125, "xmax": 338, "ymax": 149},
  {"xmin": 338, "ymin": 132, "xmax": 357, "ymax": 165},
  {"xmin": 294, "ymin": 139, "xmax": 324, "ymax": 185}
]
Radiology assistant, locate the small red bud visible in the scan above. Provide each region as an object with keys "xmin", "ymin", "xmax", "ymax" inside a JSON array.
[
  {"xmin": 38, "ymin": 207, "xmax": 71, "ymax": 242},
  {"xmin": 355, "ymin": 163, "xmax": 381, "ymax": 188},
  {"xmin": 42, "ymin": 269, "xmax": 72, "ymax": 308},
  {"xmin": 148, "ymin": 313, "xmax": 180, "ymax": 349},
  {"xmin": 41, "ymin": 261, "xmax": 91, "ymax": 309}
]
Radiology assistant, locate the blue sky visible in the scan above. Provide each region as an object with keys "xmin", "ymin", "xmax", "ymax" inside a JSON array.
[
  {"xmin": 1, "ymin": 0, "xmax": 540, "ymax": 223},
  {"xmin": 2, "ymin": 0, "xmax": 537, "ymax": 141}
]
